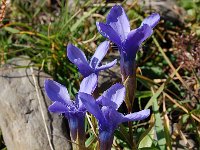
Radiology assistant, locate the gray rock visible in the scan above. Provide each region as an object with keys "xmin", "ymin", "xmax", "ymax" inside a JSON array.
[
  {"xmin": 97, "ymin": 51, "xmax": 121, "ymax": 95},
  {"xmin": 0, "ymin": 56, "xmax": 71, "ymax": 150},
  {"xmin": 135, "ymin": 0, "xmax": 186, "ymax": 25}
]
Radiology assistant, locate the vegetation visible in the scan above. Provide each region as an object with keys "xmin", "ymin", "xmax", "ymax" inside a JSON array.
[{"xmin": 0, "ymin": 0, "xmax": 200, "ymax": 149}]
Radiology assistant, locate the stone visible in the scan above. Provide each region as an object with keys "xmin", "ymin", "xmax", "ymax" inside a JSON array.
[
  {"xmin": 0, "ymin": 56, "xmax": 71, "ymax": 150},
  {"xmin": 136, "ymin": 0, "xmax": 186, "ymax": 25},
  {"xmin": 98, "ymin": 51, "xmax": 121, "ymax": 94}
]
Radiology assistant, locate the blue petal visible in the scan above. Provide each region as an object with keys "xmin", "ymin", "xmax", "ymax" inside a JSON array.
[
  {"xmin": 141, "ymin": 13, "xmax": 160, "ymax": 28},
  {"xmin": 77, "ymin": 113, "xmax": 86, "ymax": 142},
  {"xmin": 123, "ymin": 24, "xmax": 153, "ymax": 60},
  {"xmin": 106, "ymin": 5, "xmax": 130, "ymax": 42},
  {"xmin": 67, "ymin": 44, "xmax": 93, "ymax": 77},
  {"xmin": 97, "ymin": 96, "xmax": 118, "ymax": 109},
  {"xmin": 74, "ymin": 58, "xmax": 94, "ymax": 77},
  {"xmin": 97, "ymin": 83, "xmax": 125, "ymax": 110},
  {"xmin": 101, "ymin": 106, "xmax": 123, "ymax": 129},
  {"xmin": 119, "ymin": 56, "xmax": 135, "ymax": 77},
  {"xmin": 44, "ymin": 79, "xmax": 73, "ymax": 106},
  {"xmin": 48, "ymin": 101, "xmax": 69, "ymax": 113},
  {"xmin": 108, "ymin": 84, "xmax": 125, "ymax": 109},
  {"xmin": 96, "ymin": 22, "xmax": 121, "ymax": 46},
  {"xmin": 78, "ymin": 73, "xmax": 97, "ymax": 109},
  {"xmin": 89, "ymin": 41, "xmax": 109, "ymax": 69},
  {"xmin": 99, "ymin": 130, "xmax": 114, "ymax": 150},
  {"xmin": 67, "ymin": 115, "xmax": 78, "ymax": 141},
  {"xmin": 79, "ymin": 73, "xmax": 97, "ymax": 94},
  {"xmin": 79, "ymin": 92, "xmax": 105, "ymax": 125},
  {"xmin": 66, "ymin": 112, "xmax": 86, "ymax": 141},
  {"xmin": 96, "ymin": 59, "xmax": 117, "ymax": 72},
  {"xmin": 67, "ymin": 44, "xmax": 88, "ymax": 65},
  {"xmin": 121, "ymin": 109, "xmax": 150, "ymax": 123}
]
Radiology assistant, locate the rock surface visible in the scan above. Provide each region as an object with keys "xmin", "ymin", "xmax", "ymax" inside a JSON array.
[
  {"xmin": 0, "ymin": 56, "xmax": 71, "ymax": 150},
  {"xmin": 134, "ymin": 0, "xmax": 186, "ymax": 25}
]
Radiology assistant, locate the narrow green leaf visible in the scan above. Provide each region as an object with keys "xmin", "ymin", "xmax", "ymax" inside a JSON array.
[
  {"xmin": 70, "ymin": 7, "xmax": 97, "ymax": 32},
  {"xmin": 191, "ymin": 109, "xmax": 200, "ymax": 115},
  {"xmin": 163, "ymin": 117, "xmax": 172, "ymax": 150},
  {"xmin": 145, "ymin": 65, "xmax": 181, "ymax": 109},
  {"xmin": 85, "ymin": 134, "xmax": 96, "ymax": 148},
  {"xmin": 145, "ymin": 84, "xmax": 164, "ymax": 109},
  {"xmin": 153, "ymin": 101, "xmax": 166, "ymax": 150},
  {"xmin": 136, "ymin": 91, "xmax": 152, "ymax": 99},
  {"xmin": 118, "ymin": 124, "xmax": 132, "ymax": 148},
  {"xmin": 138, "ymin": 126, "xmax": 154, "ymax": 148},
  {"xmin": 4, "ymin": 27, "xmax": 20, "ymax": 34},
  {"xmin": 139, "ymin": 148, "xmax": 159, "ymax": 150}
]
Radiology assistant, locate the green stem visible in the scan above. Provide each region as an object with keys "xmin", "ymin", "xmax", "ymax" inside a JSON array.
[
  {"xmin": 122, "ymin": 65, "xmax": 137, "ymax": 148},
  {"xmin": 128, "ymin": 121, "xmax": 133, "ymax": 147},
  {"xmin": 72, "ymin": 128, "xmax": 86, "ymax": 150}
]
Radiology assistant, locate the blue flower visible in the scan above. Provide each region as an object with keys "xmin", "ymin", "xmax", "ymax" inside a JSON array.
[
  {"xmin": 96, "ymin": 5, "xmax": 160, "ymax": 79},
  {"xmin": 44, "ymin": 73, "xmax": 97, "ymax": 141},
  {"xmin": 79, "ymin": 83, "xmax": 150, "ymax": 150},
  {"xmin": 67, "ymin": 41, "xmax": 117, "ymax": 77}
]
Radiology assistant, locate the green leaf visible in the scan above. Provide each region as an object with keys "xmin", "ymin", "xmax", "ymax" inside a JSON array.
[
  {"xmin": 117, "ymin": 124, "xmax": 132, "ymax": 148},
  {"xmin": 181, "ymin": 114, "xmax": 189, "ymax": 124},
  {"xmin": 138, "ymin": 126, "xmax": 154, "ymax": 148},
  {"xmin": 163, "ymin": 115, "xmax": 172, "ymax": 150},
  {"xmin": 191, "ymin": 109, "xmax": 200, "ymax": 115},
  {"xmin": 71, "ymin": 7, "xmax": 97, "ymax": 32},
  {"xmin": 137, "ymin": 74, "xmax": 156, "ymax": 89},
  {"xmin": 139, "ymin": 148, "xmax": 159, "ymax": 150},
  {"xmin": 145, "ymin": 67, "xmax": 181, "ymax": 149},
  {"xmin": 145, "ymin": 65, "xmax": 181, "ymax": 109},
  {"xmin": 145, "ymin": 84, "xmax": 164, "ymax": 109},
  {"xmin": 85, "ymin": 134, "xmax": 96, "ymax": 148},
  {"xmin": 136, "ymin": 91, "xmax": 152, "ymax": 99},
  {"xmin": 152, "ymin": 102, "xmax": 166, "ymax": 150},
  {"xmin": 4, "ymin": 27, "xmax": 20, "ymax": 34}
]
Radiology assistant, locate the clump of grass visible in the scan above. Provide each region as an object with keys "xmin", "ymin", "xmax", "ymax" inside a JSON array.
[
  {"xmin": 0, "ymin": 0, "xmax": 200, "ymax": 150},
  {"xmin": 0, "ymin": 0, "xmax": 103, "ymax": 95}
]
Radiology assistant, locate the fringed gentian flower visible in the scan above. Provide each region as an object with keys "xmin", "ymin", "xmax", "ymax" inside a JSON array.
[
  {"xmin": 44, "ymin": 73, "xmax": 97, "ymax": 145},
  {"xmin": 67, "ymin": 41, "xmax": 117, "ymax": 77},
  {"xmin": 96, "ymin": 5, "xmax": 160, "ymax": 79},
  {"xmin": 79, "ymin": 83, "xmax": 150, "ymax": 150},
  {"xmin": 96, "ymin": 5, "xmax": 160, "ymax": 112}
]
